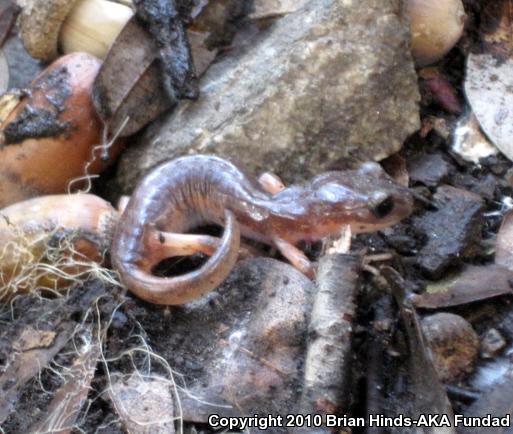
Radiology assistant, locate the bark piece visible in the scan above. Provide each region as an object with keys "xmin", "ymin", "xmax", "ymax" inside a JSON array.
[
  {"xmin": 29, "ymin": 326, "xmax": 101, "ymax": 434},
  {"xmin": 115, "ymin": 0, "xmax": 420, "ymax": 192},
  {"xmin": 413, "ymin": 185, "xmax": 484, "ymax": 278},
  {"xmin": 0, "ymin": 322, "xmax": 73, "ymax": 424}
]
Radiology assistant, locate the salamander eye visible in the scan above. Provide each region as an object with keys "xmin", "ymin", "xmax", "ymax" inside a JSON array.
[{"xmin": 369, "ymin": 191, "xmax": 394, "ymax": 218}]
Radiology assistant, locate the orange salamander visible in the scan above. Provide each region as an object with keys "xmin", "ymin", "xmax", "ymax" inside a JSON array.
[{"xmin": 111, "ymin": 155, "xmax": 413, "ymax": 305}]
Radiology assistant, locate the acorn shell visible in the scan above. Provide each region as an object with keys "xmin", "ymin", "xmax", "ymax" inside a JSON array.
[
  {"xmin": 405, "ymin": 0, "xmax": 465, "ymax": 66},
  {"xmin": 18, "ymin": 0, "xmax": 81, "ymax": 61},
  {"xmin": 0, "ymin": 52, "xmax": 123, "ymax": 207}
]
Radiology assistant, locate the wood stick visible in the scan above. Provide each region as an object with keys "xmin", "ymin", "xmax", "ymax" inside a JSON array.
[{"xmin": 294, "ymin": 253, "xmax": 361, "ymax": 432}]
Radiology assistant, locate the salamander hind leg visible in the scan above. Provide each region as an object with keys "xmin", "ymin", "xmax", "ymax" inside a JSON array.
[
  {"xmin": 146, "ymin": 231, "xmax": 221, "ymax": 257},
  {"xmin": 145, "ymin": 230, "xmax": 260, "ymax": 260},
  {"xmin": 273, "ymin": 237, "xmax": 315, "ymax": 279},
  {"xmin": 123, "ymin": 210, "xmax": 241, "ymax": 305}
]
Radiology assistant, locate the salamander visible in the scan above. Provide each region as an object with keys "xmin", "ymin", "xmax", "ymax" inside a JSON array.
[{"xmin": 111, "ymin": 155, "xmax": 413, "ymax": 305}]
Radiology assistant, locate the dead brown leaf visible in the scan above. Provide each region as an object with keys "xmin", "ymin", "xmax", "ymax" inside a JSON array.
[
  {"xmin": 92, "ymin": 17, "xmax": 166, "ymax": 137},
  {"xmin": 411, "ymin": 264, "xmax": 513, "ymax": 309},
  {"xmin": 464, "ymin": 0, "xmax": 513, "ymax": 162},
  {"xmin": 93, "ymin": 17, "xmax": 218, "ymax": 137}
]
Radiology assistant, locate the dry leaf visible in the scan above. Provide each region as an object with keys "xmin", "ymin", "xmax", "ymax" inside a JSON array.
[
  {"xmin": 133, "ymin": 0, "xmax": 198, "ymax": 99},
  {"xmin": 92, "ymin": 17, "xmax": 169, "ymax": 137},
  {"xmin": 109, "ymin": 373, "xmax": 176, "ymax": 434},
  {"xmin": 93, "ymin": 10, "xmax": 219, "ymax": 137},
  {"xmin": 464, "ymin": 0, "xmax": 513, "ymax": 162},
  {"xmin": 411, "ymin": 264, "xmax": 513, "ymax": 309},
  {"xmin": 465, "ymin": 54, "xmax": 513, "ymax": 161}
]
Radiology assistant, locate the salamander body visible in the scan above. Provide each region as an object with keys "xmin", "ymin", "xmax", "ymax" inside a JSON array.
[{"xmin": 111, "ymin": 155, "xmax": 413, "ymax": 305}]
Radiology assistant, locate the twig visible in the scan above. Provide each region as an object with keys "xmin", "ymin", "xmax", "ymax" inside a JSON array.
[{"xmin": 294, "ymin": 253, "xmax": 361, "ymax": 432}]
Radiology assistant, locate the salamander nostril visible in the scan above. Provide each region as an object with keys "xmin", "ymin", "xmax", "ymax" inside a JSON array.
[{"xmin": 370, "ymin": 193, "xmax": 394, "ymax": 218}]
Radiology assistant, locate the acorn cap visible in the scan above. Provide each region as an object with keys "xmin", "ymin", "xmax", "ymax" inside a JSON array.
[{"xmin": 17, "ymin": 0, "xmax": 81, "ymax": 61}]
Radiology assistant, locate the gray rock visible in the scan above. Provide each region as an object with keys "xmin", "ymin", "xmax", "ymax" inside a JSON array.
[{"xmin": 116, "ymin": 0, "xmax": 420, "ymax": 192}]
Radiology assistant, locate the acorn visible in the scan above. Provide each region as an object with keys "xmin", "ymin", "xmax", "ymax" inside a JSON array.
[
  {"xmin": 17, "ymin": 0, "xmax": 134, "ymax": 61},
  {"xmin": 404, "ymin": 0, "xmax": 466, "ymax": 66},
  {"xmin": 0, "ymin": 193, "xmax": 118, "ymax": 299},
  {"xmin": 0, "ymin": 52, "xmax": 123, "ymax": 207}
]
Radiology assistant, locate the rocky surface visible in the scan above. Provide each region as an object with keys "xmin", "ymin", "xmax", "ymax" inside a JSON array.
[{"xmin": 115, "ymin": 0, "xmax": 420, "ymax": 192}]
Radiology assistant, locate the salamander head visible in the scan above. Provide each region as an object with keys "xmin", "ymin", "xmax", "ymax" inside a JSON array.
[{"xmin": 306, "ymin": 162, "xmax": 413, "ymax": 235}]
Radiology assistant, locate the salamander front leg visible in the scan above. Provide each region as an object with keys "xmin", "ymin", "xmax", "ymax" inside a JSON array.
[
  {"xmin": 258, "ymin": 172, "xmax": 286, "ymax": 195},
  {"xmin": 117, "ymin": 195, "xmax": 130, "ymax": 214},
  {"xmin": 273, "ymin": 238, "xmax": 315, "ymax": 279}
]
